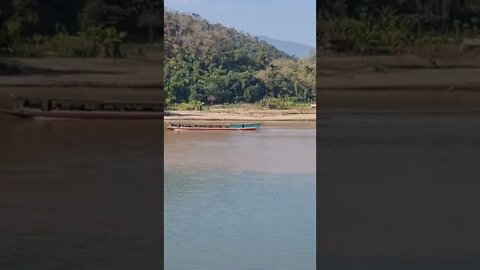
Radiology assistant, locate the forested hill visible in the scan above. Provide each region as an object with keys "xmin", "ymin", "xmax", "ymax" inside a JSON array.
[{"xmin": 164, "ymin": 10, "xmax": 316, "ymax": 105}]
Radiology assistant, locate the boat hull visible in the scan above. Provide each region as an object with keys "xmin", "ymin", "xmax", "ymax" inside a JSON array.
[
  {"xmin": 168, "ymin": 127, "xmax": 257, "ymax": 131},
  {"xmin": 167, "ymin": 122, "xmax": 260, "ymax": 131},
  {"xmin": 2, "ymin": 110, "xmax": 164, "ymax": 119}
]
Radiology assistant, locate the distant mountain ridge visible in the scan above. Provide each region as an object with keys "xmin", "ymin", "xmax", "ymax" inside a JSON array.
[{"xmin": 257, "ymin": 36, "xmax": 314, "ymax": 58}]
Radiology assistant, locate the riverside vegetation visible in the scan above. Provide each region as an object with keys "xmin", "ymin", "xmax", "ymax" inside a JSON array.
[
  {"xmin": 164, "ymin": 10, "xmax": 316, "ymax": 109},
  {"xmin": 0, "ymin": 0, "xmax": 162, "ymax": 58},
  {"xmin": 318, "ymin": 0, "xmax": 480, "ymax": 55}
]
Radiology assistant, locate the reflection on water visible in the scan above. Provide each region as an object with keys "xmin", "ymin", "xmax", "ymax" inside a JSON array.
[
  {"xmin": 165, "ymin": 124, "xmax": 316, "ymax": 270},
  {"xmin": 318, "ymin": 113, "xmax": 480, "ymax": 270},
  {"xmin": 0, "ymin": 114, "xmax": 163, "ymax": 269}
]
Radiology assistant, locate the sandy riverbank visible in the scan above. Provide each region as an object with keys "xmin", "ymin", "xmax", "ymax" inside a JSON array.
[
  {"xmin": 0, "ymin": 57, "xmax": 162, "ymax": 88},
  {"xmin": 318, "ymin": 54, "xmax": 480, "ymax": 111},
  {"xmin": 165, "ymin": 107, "xmax": 316, "ymax": 122},
  {"xmin": 318, "ymin": 54, "xmax": 480, "ymax": 90}
]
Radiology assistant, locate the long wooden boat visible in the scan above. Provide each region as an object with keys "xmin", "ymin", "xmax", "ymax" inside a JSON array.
[
  {"xmin": 168, "ymin": 123, "xmax": 260, "ymax": 131},
  {"xmin": 1, "ymin": 97, "xmax": 163, "ymax": 119}
]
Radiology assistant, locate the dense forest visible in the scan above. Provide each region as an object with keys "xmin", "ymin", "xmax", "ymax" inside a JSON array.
[
  {"xmin": 164, "ymin": 10, "xmax": 316, "ymax": 106},
  {"xmin": 0, "ymin": 0, "xmax": 163, "ymax": 57},
  {"xmin": 318, "ymin": 0, "xmax": 480, "ymax": 54}
]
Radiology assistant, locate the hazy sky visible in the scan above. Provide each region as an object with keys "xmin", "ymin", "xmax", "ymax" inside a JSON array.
[{"xmin": 164, "ymin": 0, "xmax": 316, "ymax": 47}]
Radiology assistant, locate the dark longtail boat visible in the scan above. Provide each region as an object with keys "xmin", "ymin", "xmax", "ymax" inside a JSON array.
[{"xmin": 1, "ymin": 97, "xmax": 163, "ymax": 119}]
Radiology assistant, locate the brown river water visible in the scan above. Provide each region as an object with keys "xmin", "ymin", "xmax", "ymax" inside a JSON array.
[
  {"xmin": 165, "ymin": 122, "xmax": 316, "ymax": 270},
  {"xmin": 0, "ymin": 88, "xmax": 163, "ymax": 269},
  {"xmin": 165, "ymin": 121, "xmax": 316, "ymax": 174},
  {"xmin": 318, "ymin": 113, "xmax": 480, "ymax": 270}
]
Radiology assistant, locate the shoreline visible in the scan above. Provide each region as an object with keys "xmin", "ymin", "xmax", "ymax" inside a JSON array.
[
  {"xmin": 318, "ymin": 88, "xmax": 480, "ymax": 111},
  {"xmin": 318, "ymin": 54, "xmax": 480, "ymax": 111},
  {"xmin": 318, "ymin": 54, "xmax": 480, "ymax": 89},
  {"xmin": 0, "ymin": 83, "xmax": 162, "ymax": 88},
  {"xmin": 0, "ymin": 57, "xmax": 163, "ymax": 88},
  {"xmin": 164, "ymin": 109, "xmax": 316, "ymax": 122}
]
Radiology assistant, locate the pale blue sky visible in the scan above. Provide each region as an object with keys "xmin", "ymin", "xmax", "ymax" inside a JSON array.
[{"xmin": 165, "ymin": 0, "xmax": 316, "ymax": 47}]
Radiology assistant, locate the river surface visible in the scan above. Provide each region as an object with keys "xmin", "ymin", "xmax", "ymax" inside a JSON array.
[
  {"xmin": 0, "ymin": 114, "xmax": 163, "ymax": 269},
  {"xmin": 164, "ymin": 122, "xmax": 316, "ymax": 270},
  {"xmin": 318, "ymin": 113, "xmax": 480, "ymax": 270}
]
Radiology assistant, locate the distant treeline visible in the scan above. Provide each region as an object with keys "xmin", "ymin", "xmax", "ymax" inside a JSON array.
[
  {"xmin": 318, "ymin": 0, "xmax": 480, "ymax": 54},
  {"xmin": 164, "ymin": 10, "xmax": 316, "ymax": 105},
  {"xmin": 0, "ymin": 0, "xmax": 162, "ymax": 57}
]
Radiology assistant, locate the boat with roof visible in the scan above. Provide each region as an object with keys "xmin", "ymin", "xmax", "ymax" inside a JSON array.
[
  {"xmin": 0, "ymin": 97, "xmax": 163, "ymax": 119},
  {"xmin": 167, "ymin": 122, "xmax": 260, "ymax": 131}
]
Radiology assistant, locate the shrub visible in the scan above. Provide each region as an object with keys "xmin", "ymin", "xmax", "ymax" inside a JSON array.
[{"xmin": 261, "ymin": 97, "xmax": 307, "ymax": 109}]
